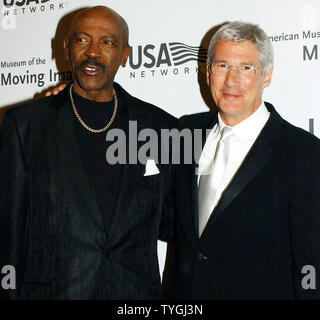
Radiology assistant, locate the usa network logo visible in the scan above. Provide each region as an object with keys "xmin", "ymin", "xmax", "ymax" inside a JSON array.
[
  {"xmin": 3, "ymin": 0, "xmax": 51, "ymax": 6},
  {"xmin": 128, "ymin": 42, "xmax": 207, "ymax": 79},
  {"xmin": 2, "ymin": 0, "xmax": 67, "ymax": 16}
]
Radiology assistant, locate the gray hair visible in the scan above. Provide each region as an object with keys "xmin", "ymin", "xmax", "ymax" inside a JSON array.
[{"xmin": 207, "ymin": 21, "xmax": 274, "ymax": 74}]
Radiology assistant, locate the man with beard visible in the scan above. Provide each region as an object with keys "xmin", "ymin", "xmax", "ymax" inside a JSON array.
[{"xmin": 0, "ymin": 6, "xmax": 176, "ymax": 299}]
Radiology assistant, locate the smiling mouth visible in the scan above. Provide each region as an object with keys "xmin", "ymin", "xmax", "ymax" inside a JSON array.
[{"xmin": 81, "ymin": 64, "xmax": 102, "ymax": 76}]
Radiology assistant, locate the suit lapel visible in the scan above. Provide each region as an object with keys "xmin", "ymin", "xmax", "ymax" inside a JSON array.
[
  {"xmin": 207, "ymin": 136, "xmax": 273, "ymax": 226},
  {"xmin": 47, "ymin": 86, "xmax": 105, "ymax": 233},
  {"xmin": 104, "ymin": 85, "xmax": 150, "ymax": 245},
  {"xmin": 202, "ymin": 105, "xmax": 280, "ymax": 231}
]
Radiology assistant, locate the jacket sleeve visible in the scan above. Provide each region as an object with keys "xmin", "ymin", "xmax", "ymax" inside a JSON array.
[
  {"xmin": 290, "ymin": 140, "xmax": 320, "ymax": 299},
  {"xmin": 0, "ymin": 111, "xmax": 28, "ymax": 300}
]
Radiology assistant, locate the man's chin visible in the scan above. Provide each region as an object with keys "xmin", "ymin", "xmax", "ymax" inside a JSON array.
[{"xmin": 74, "ymin": 79, "xmax": 108, "ymax": 93}]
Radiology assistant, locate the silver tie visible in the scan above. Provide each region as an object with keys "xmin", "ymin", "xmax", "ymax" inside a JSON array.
[{"xmin": 198, "ymin": 127, "xmax": 233, "ymax": 235}]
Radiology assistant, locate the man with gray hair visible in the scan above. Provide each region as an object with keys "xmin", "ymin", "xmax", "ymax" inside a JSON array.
[{"xmin": 170, "ymin": 21, "xmax": 320, "ymax": 299}]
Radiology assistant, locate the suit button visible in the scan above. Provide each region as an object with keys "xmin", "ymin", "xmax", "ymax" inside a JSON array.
[{"xmin": 197, "ymin": 253, "xmax": 208, "ymax": 261}]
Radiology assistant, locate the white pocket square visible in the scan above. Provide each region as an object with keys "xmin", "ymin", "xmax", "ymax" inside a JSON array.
[{"xmin": 144, "ymin": 159, "xmax": 160, "ymax": 176}]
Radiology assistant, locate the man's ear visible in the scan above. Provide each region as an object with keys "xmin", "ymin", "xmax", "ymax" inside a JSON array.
[
  {"xmin": 121, "ymin": 45, "xmax": 131, "ymax": 67},
  {"xmin": 263, "ymin": 66, "xmax": 273, "ymax": 89},
  {"xmin": 63, "ymin": 38, "xmax": 70, "ymax": 61}
]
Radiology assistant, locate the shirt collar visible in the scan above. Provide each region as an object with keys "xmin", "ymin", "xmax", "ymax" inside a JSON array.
[{"xmin": 217, "ymin": 102, "xmax": 270, "ymax": 142}]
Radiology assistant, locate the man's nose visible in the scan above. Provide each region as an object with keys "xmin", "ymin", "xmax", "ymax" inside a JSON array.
[
  {"xmin": 86, "ymin": 41, "xmax": 101, "ymax": 58},
  {"xmin": 224, "ymin": 67, "xmax": 240, "ymax": 86}
]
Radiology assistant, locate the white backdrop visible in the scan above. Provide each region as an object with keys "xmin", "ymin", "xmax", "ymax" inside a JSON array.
[{"xmin": 1, "ymin": 0, "xmax": 320, "ymax": 277}]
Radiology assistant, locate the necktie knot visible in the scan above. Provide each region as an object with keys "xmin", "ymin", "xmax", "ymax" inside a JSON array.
[{"xmin": 220, "ymin": 126, "xmax": 233, "ymax": 143}]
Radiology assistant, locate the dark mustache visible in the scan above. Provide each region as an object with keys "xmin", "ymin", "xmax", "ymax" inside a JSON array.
[{"xmin": 77, "ymin": 58, "xmax": 107, "ymax": 72}]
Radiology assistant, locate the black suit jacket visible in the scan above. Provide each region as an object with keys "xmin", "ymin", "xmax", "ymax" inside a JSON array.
[
  {"xmin": 170, "ymin": 103, "xmax": 320, "ymax": 299},
  {"xmin": 0, "ymin": 83, "xmax": 177, "ymax": 300}
]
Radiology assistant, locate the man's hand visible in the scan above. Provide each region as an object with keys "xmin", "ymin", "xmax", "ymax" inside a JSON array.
[{"xmin": 45, "ymin": 84, "xmax": 67, "ymax": 96}]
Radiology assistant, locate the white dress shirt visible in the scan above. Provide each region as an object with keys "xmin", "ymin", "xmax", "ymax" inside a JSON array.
[{"xmin": 197, "ymin": 103, "xmax": 270, "ymax": 234}]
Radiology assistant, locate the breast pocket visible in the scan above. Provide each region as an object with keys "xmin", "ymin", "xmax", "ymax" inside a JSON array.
[
  {"xmin": 134, "ymin": 161, "xmax": 164, "ymax": 186},
  {"xmin": 139, "ymin": 172, "xmax": 163, "ymax": 185}
]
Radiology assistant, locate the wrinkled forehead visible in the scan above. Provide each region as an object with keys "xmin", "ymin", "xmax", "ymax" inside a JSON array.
[
  {"xmin": 213, "ymin": 40, "xmax": 261, "ymax": 62},
  {"xmin": 67, "ymin": 8, "xmax": 123, "ymax": 38}
]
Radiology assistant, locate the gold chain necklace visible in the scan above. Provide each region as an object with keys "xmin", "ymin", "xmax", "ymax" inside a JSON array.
[{"xmin": 69, "ymin": 84, "xmax": 118, "ymax": 133}]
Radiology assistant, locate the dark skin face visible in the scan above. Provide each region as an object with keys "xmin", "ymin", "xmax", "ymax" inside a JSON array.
[{"xmin": 64, "ymin": 6, "xmax": 130, "ymax": 102}]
